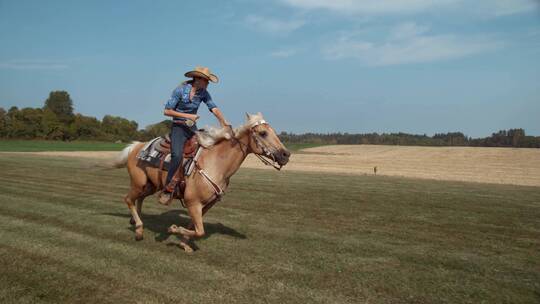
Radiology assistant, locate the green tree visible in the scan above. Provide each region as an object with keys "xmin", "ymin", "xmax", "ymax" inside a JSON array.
[
  {"xmin": 508, "ymin": 128, "xmax": 525, "ymax": 147},
  {"xmin": 6, "ymin": 107, "xmax": 44, "ymax": 138},
  {"xmin": 140, "ymin": 120, "xmax": 171, "ymax": 140},
  {"xmin": 0, "ymin": 107, "xmax": 6, "ymax": 137},
  {"xmin": 41, "ymin": 108, "xmax": 65, "ymax": 140},
  {"xmin": 101, "ymin": 115, "xmax": 139, "ymax": 141},
  {"xmin": 43, "ymin": 91, "xmax": 74, "ymax": 125},
  {"xmin": 71, "ymin": 114, "xmax": 102, "ymax": 139}
]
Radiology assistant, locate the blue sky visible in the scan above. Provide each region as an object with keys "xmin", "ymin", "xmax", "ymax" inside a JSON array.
[{"xmin": 1, "ymin": 0, "xmax": 539, "ymax": 137}]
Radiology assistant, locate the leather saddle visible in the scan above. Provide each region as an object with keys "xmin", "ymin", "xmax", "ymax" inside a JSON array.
[
  {"xmin": 137, "ymin": 135, "xmax": 200, "ymax": 173},
  {"xmin": 154, "ymin": 134, "xmax": 198, "ymax": 159}
]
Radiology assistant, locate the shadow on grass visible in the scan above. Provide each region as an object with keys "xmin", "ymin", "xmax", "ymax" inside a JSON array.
[{"xmin": 103, "ymin": 209, "xmax": 247, "ymax": 243}]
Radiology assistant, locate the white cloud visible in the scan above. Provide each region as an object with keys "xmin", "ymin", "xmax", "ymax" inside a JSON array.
[
  {"xmin": 390, "ymin": 22, "xmax": 429, "ymax": 40},
  {"xmin": 245, "ymin": 15, "xmax": 305, "ymax": 34},
  {"xmin": 270, "ymin": 48, "xmax": 300, "ymax": 58},
  {"xmin": 279, "ymin": 0, "xmax": 457, "ymax": 15},
  {"xmin": 0, "ymin": 60, "xmax": 69, "ymax": 70},
  {"xmin": 279, "ymin": 0, "xmax": 539, "ymax": 16},
  {"xmin": 322, "ymin": 23, "xmax": 502, "ymax": 66},
  {"xmin": 488, "ymin": 0, "xmax": 540, "ymax": 16}
]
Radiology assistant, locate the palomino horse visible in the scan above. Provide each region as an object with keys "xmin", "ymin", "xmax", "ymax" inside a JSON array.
[{"xmin": 114, "ymin": 113, "xmax": 290, "ymax": 252}]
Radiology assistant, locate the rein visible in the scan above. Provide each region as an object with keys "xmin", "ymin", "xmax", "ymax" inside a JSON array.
[{"xmin": 254, "ymin": 152, "xmax": 282, "ymax": 170}]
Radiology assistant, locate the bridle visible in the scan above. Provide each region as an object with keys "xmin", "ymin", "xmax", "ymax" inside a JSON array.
[{"xmin": 228, "ymin": 120, "xmax": 283, "ymax": 170}]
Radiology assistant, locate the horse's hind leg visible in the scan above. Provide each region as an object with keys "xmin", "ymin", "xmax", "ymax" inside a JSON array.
[
  {"xmin": 125, "ymin": 186, "xmax": 145, "ymax": 241},
  {"xmin": 130, "ymin": 183, "xmax": 155, "ymax": 225}
]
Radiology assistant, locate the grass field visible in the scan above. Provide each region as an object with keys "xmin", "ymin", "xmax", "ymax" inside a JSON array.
[
  {"xmin": 0, "ymin": 140, "xmax": 321, "ymax": 153},
  {"xmin": 0, "ymin": 153, "xmax": 539, "ymax": 303},
  {"xmin": 0, "ymin": 140, "xmax": 125, "ymax": 152}
]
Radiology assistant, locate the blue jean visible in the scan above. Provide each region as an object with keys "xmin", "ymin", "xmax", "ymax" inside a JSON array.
[{"xmin": 166, "ymin": 123, "xmax": 196, "ymax": 185}]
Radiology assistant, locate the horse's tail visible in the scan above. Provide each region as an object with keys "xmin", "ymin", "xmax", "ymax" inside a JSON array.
[{"xmin": 113, "ymin": 141, "xmax": 140, "ymax": 168}]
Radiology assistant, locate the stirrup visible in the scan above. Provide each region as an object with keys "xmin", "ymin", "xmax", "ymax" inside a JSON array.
[{"xmin": 158, "ymin": 190, "xmax": 174, "ymax": 206}]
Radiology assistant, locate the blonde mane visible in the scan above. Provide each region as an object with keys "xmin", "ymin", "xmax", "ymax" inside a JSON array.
[{"xmin": 196, "ymin": 112, "xmax": 265, "ymax": 148}]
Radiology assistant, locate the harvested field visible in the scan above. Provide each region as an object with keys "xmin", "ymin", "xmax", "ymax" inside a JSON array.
[
  {"xmin": 245, "ymin": 145, "xmax": 540, "ymax": 186},
  {"xmin": 7, "ymin": 144, "xmax": 540, "ymax": 186}
]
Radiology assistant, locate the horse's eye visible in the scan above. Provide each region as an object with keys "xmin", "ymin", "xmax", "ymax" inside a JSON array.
[{"xmin": 259, "ymin": 131, "xmax": 268, "ymax": 138}]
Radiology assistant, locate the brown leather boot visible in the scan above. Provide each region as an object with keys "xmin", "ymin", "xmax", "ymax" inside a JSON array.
[
  {"xmin": 158, "ymin": 167, "xmax": 185, "ymax": 206},
  {"xmin": 158, "ymin": 183, "xmax": 175, "ymax": 206}
]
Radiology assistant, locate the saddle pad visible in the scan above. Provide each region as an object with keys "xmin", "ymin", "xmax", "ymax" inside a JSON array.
[
  {"xmin": 137, "ymin": 137, "xmax": 162, "ymax": 163},
  {"xmin": 137, "ymin": 136, "xmax": 196, "ymax": 175}
]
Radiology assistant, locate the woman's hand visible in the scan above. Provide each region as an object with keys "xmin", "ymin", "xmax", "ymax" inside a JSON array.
[
  {"xmin": 220, "ymin": 120, "xmax": 231, "ymax": 128},
  {"xmin": 186, "ymin": 114, "xmax": 199, "ymax": 121}
]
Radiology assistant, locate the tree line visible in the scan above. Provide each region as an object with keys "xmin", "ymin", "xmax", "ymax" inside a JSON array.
[
  {"xmin": 0, "ymin": 91, "xmax": 170, "ymax": 142},
  {"xmin": 1, "ymin": 90, "xmax": 539, "ymax": 148},
  {"xmin": 279, "ymin": 129, "xmax": 540, "ymax": 148}
]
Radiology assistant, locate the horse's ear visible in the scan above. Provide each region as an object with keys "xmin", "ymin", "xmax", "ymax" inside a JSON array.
[{"xmin": 245, "ymin": 112, "xmax": 251, "ymax": 120}]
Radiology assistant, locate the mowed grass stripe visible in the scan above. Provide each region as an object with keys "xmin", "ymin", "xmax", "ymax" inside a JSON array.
[
  {"xmin": 0, "ymin": 214, "xmax": 345, "ymax": 304},
  {"xmin": 226, "ymin": 179, "xmax": 540, "ymax": 303},
  {"xmin": 3, "ymin": 173, "xmax": 536, "ymax": 279},
  {"xmin": 0, "ymin": 244, "xmax": 146, "ymax": 304},
  {"xmin": 0, "ymin": 180, "xmax": 127, "ymax": 211},
  {"xmin": 0, "ymin": 217, "xmax": 202, "ymax": 303},
  {"xmin": 0, "ymin": 169, "xmax": 129, "ymax": 191},
  {"xmin": 0, "ymin": 175, "xmax": 249, "ymax": 223},
  {"xmin": 0, "ymin": 190, "xmax": 253, "ymax": 269},
  {"xmin": 0, "ymin": 189, "xmax": 233, "ymax": 252},
  {"xmin": 1, "ymin": 166, "xmax": 368, "ymax": 300},
  {"xmin": 0, "ymin": 175, "xmax": 129, "ymax": 202}
]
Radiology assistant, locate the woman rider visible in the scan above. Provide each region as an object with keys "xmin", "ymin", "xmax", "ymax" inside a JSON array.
[{"xmin": 159, "ymin": 66, "xmax": 229, "ymax": 205}]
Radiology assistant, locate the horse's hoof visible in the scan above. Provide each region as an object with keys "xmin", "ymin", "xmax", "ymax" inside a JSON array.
[
  {"xmin": 135, "ymin": 225, "xmax": 143, "ymax": 241},
  {"xmin": 129, "ymin": 218, "xmax": 136, "ymax": 225},
  {"xmin": 180, "ymin": 242, "xmax": 194, "ymax": 253},
  {"xmin": 168, "ymin": 225, "xmax": 178, "ymax": 234}
]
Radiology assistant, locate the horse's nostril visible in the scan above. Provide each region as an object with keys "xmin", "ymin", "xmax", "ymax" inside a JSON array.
[{"xmin": 283, "ymin": 150, "xmax": 291, "ymax": 158}]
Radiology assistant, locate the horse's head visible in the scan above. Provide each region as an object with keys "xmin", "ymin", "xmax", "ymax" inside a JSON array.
[{"xmin": 245, "ymin": 112, "xmax": 290, "ymax": 167}]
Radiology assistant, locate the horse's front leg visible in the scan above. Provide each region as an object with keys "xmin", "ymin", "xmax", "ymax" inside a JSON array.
[
  {"xmin": 187, "ymin": 199, "xmax": 217, "ymax": 230},
  {"xmin": 168, "ymin": 203, "xmax": 204, "ymax": 252}
]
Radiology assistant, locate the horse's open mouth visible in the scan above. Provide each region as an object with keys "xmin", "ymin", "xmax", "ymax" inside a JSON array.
[{"xmin": 273, "ymin": 149, "xmax": 290, "ymax": 166}]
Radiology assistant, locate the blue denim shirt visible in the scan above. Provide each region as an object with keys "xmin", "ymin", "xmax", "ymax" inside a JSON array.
[{"xmin": 164, "ymin": 82, "xmax": 217, "ymax": 122}]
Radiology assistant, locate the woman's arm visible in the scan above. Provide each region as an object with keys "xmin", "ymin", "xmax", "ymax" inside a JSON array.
[
  {"xmin": 211, "ymin": 108, "xmax": 229, "ymax": 127},
  {"xmin": 164, "ymin": 109, "xmax": 199, "ymax": 121},
  {"xmin": 164, "ymin": 86, "xmax": 198, "ymax": 121}
]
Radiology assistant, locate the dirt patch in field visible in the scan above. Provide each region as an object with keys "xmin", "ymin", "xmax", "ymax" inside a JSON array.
[{"xmin": 6, "ymin": 145, "xmax": 540, "ymax": 186}]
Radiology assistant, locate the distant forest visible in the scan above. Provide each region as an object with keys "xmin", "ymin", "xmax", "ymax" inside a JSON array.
[
  {"xmin": 1, "ymin": 90, "xmax": 539, "ymax": 148},
  {"xmin": 279, "ymin": 130, "xmax": 540, "ymax": 148}
]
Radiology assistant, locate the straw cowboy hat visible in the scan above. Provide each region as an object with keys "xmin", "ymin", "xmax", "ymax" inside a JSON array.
[{"xmin": 184, "ymin": 66, "xmax": 219, "ymax": 83}]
